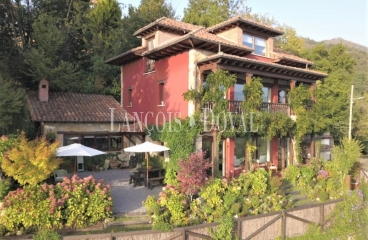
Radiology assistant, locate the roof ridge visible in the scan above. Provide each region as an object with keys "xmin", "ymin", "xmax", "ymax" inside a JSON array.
[{"xmin": 207, "ymin": 15, "xmax": 283, "ymax": 35}]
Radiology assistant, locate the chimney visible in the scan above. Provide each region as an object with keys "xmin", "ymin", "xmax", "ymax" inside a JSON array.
[{"xmin": 38, "ymin": 79, "xmax": 49, "ymax": 102}]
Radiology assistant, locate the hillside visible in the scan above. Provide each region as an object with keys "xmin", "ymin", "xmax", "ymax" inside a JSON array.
[
  {"xmin": 304, "ymin": 37, "xmax": 368, "ymax": 95},
  {"xmin": 322, "ymin": 38, "xmax": 368, "ymax": 52}
]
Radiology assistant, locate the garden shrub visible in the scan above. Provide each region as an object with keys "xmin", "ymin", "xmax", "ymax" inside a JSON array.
[
  {"xmin": 177, "ymin": 151, "xmax": 211, "ymax": 200},
  {"xmin": 1, "ymin": 133, "xmax": 61, "ymax": 186},
  {"xmin": 33, "ymin": 229, "xmax": 61, "ymax": 240},
  {"xmin": 282, "ymin": 165, "xmax": 301, "ymax": 185},
  {"xmin": 208, "ymin": 216, "xmax": 237, "ymax": 240},
  {"xmin": 145, "ymin": 170, "xmax": 289, "ymax": 230},
  {"xmin": 0, "ymin": 178, "xmax": 12, "ymax": 200},
  {"xmin": 294, "ymin": 186, "xmax": 368, "ymax": 239},
  {"xmin": 0, "ymin": 175, "xmax": 112, "ymax": 234}
]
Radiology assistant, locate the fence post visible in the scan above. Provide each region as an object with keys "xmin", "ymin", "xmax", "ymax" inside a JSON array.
[
  {"xmin": 281, "ymin": 210, "xmax": 286, "ymax": 240},
  {"xmin": 320, "ymin": 204, "xmax": 325, "ymax": 229},
  {"xmin": 237, "ymin": 219, "xmax": 242, "ymax": 239}
]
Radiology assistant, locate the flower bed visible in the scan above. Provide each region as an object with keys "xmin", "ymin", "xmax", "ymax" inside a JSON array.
[{"xmin": 0, "ymin": 175, "xmax": 112, "ymax": 235}]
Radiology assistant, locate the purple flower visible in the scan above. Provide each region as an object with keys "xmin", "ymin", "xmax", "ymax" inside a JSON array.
[{"xmin": 318, "ymin": 170, "xmax": 329, "ymax": 178}]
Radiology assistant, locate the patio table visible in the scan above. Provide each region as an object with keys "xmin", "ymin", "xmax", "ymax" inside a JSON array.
[{"xmin": 131, "ymin": 167, "xmax": 165, "ymax": 188}]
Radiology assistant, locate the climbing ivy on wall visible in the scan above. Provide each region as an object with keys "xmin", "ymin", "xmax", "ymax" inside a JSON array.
[
  {"xmin": 153, "ymin": 70, "xmax": 304, "ymax": 170},
  {"xmin": 146, "ymin": 115, "xmax": 203, "ymax": 171}
]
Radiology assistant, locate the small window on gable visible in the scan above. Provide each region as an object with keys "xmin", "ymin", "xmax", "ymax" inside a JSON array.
[
  {"xmin": 242, "ymin": 33, "xmax": 253, "ymax": 49},
  {"xmin": 242, "ymin": 33, "xmax": 267, "ymax": 56},
  {"xmin": 158, "ymin": 82, "xmax": 164, "ymax": 105},
  {"xmin": 147, "ymin": 37, "xmax": 155, "ymax": 50},
  {"xmin": 145, "ymin": 37, "xmax": 156, "ymax": 73},
  {"xmin": 127, "ymin": 88, "xmax": 132, "ymax": 106}
]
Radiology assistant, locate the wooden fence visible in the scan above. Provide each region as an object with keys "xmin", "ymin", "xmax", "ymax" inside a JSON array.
[{"xmin": 61, "ymin": 199, "xmax": 342, "ymax": 240}]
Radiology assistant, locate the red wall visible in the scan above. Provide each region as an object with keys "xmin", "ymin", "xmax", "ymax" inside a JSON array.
[{"xmin": 122, "ymin": 52, "xmax": 189, "ymax": 126}]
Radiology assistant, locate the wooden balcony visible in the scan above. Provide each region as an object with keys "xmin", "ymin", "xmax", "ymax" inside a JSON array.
[{"xmin": 202, "ymin": 101, "xmax": 291, "ymax": 116}]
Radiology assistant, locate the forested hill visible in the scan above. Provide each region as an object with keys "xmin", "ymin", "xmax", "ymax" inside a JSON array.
[{"xmin": 304, "ymin": 37, "xmax": 368, "ymax": 95}]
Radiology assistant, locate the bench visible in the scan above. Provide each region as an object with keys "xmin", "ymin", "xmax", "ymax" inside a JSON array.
[
  {"xmin": 129, "ymin": 174, "xmax": 144, "ymax": 187},
  {"xmin": 145, "ymin": 176, "xmax": 165, "ymax": 190}
]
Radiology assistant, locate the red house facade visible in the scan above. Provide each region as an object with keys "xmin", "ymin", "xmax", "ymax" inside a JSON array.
[{"xmin": 106, "ymin": 17, "xmax": 328, "ymax": 178}]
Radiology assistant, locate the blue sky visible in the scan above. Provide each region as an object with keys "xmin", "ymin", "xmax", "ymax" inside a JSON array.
[{"xmin": 119, "ymin": 0, "xmax": 368, "ymax": 47}]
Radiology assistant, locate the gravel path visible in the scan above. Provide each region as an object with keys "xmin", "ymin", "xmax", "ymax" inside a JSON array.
[{"xmin": 76, "ymin": 169, "xmax": 161, "ymax": 215}]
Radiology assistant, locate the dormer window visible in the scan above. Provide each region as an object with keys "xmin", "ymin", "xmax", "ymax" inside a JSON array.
[
  {"xmin": 242, "ymin": 33, "xmax": 267, "ymax": 56},
  {"xmin": 145, "ymin": 36, "xmax": 155, "ymax": 73}
]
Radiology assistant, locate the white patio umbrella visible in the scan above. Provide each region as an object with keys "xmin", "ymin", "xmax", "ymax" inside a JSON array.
[
  {"xmin": 57, "ymin": 143, "xmax": 106, "ymax": 172},
  {"xmin": 124, "ymin": 141, "xmax": 170, "ymax": 182}
]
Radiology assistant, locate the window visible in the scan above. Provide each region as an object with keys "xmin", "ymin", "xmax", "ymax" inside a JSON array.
[
  {"xmin": 235, "ymin": 138, "xmax": 246, "ymax": 168},
  {"xmin": 158, "ymin": 82, "xmax": 165, "ymax": 105},
  {"xmin": 262, "ymin": 87, "xmax": 271, "ymax": 103},
  {"xmin": 64, "ymin": 136, "xmax": 80, "ymax": 146},
  {"xmin": 242, "ymin": 33, "xmax": 267, "ymax": 56},
  {"xmin": 83, "ymin": 136, "xmax": 95, "ymax": 148},
  {"xmin": 110, "ymin": 136, "xmax": 122, "ymax": 149},
  {"xmin": 278, "ymin": 89, "xmax": 289, "ymax": 104},
  {"xmin": 145, "ymin": 37, "xmax": 155, "ymax": 72},
  {"xmin": 256, "ymin": 137, "xmax": 270, "ymax": 162},
  {"xmin": 96, "ymin": 136, "xmax": 108, "ymax": 150},
  {"xmin": 234, "ymin": 84, "xmax": 245, "ymax": 101},
  {"xmin": 147, "ymin": 37, "xmax": 154, "ymax": 50},
  {"xmin": 64, "ymin": 134, "xmax": 125, "ymax": 151},
  {"xmin": 127, "ymin": 88, "xmax": 132, "ymax": 106}
]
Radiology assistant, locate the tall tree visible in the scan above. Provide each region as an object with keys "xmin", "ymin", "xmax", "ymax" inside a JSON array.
[
  {"xmin": 303, "ymin": 44, "xmax": 356, "ymax": 140},
  {"xmin": 183, "ymin": 0, "xmax": 250, "ymax": 27},
  {"xmin": 121, "ymin": 0, "xmax": 176, "ymax": 51},
  {"xmin": 83, "ymin": 0, "xmax": 124, "ymax": 98},
  {"xmin": 243, "ymin": 13, "xmax": 305, "ymax": 56},
  {"xmin": 0, "ymin": 75, "xmax": 30, "ymax": 135}
]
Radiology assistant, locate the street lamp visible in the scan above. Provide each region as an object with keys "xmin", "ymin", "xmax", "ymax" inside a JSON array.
[{"xmin": 348, "ymin": 85, "xmax": 365, "ymax": 140}]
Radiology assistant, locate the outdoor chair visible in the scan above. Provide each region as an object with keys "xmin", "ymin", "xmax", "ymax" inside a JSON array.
[{"xmin": 53, "ymin": 169, "xmax": 69, "ymax": 182}]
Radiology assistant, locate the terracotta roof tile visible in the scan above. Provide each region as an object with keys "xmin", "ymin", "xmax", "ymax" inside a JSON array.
[
  {"xmin": 134, "ymin": 17, "xmax": 200, "ymax": 36},
  {"xmin": 272, "ymin": 49, "xmax": 313, "ymax": 65},
  {"xmin": 27, "ymin": 92, "xmax": 135, "ymax": 123},
  {"xmin": 207, "ymin": 16, "xmax": 283, "ymax": 36},
  {"xmin": 198, "ymin": 52, "xmax": 328, "ymax": 77}
]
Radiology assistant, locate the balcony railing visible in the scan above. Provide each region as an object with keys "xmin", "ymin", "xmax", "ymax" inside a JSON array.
[
  {"xmin": 260, "ymin": 102, "xmax": 290, "ymax": 115},
  {"xmin": 202, "ymin": 101, "xmax": 291, "ymax": 116}
]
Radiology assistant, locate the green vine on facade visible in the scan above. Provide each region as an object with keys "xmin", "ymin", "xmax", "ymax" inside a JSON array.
[{"xmin": 146, "ymin": 115, "xmax": 203, "ymax": 172}]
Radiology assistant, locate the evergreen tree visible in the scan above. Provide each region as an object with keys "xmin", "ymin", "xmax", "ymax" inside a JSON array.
[
  {"xmin": 0, "ymin": 75, "xmax": 29, "ymax": 135},
  {"xmin": 303, "ymin": 44, "xmax": 357, "ymax": 140},
  {"xmin": 183, "ymin": 0, "xmax": 250, "ymax": 27},
  {"xmin": 121, "ymin": 0, "xmax": 176, "ymax": 51}
]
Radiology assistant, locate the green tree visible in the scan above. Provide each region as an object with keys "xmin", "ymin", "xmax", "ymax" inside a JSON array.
[
  {"xmin": 243, "ymin": 13, "xmax": 305, "ymax": 56},
  {"xmin": 303, "ymin": 44, "xmax": 356, "ymax": 140},
  {"xmin": 83, "ymin": 0, "xmax": 124, "ymax": 98},
  {"xmin": 0, "ymin": 75, "xmax": 29, "ymax": 135},
  {"xmin": 183, "ymin": 0, "xmax": 250, "ymax": 27},
  {"xmin": 1, "ymin": 133, "xmax": 61, "ymax": 186},
  {"xmin": 275, "ymin": 24, "xmax": 305, "ymax": 56},
  {"xmin": 121, "ymin": 0, "xmax": 176, "ymax": 51}
]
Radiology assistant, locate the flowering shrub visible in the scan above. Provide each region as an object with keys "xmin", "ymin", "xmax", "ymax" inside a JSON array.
[
  {"xmin": 144, "ymin": 184, "xmax": 190, "ymax": 230},
  {"xmin": 282, "ymin": 162, "xmax": 345, "ymax": 202},
  {"xmin": 144, "ymin": 171, "xmax": 289, "ymax": 230},
  {"xmin": 0, "ymin": 175, "xmax": 112, "ymax": 234},
  {"xmin": 177, "ymin": 151, "xmax": 211, "ymax": 200}
]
